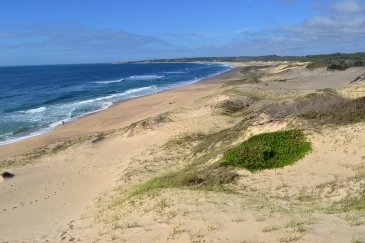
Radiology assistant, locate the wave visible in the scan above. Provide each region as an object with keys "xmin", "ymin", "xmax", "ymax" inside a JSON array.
[
  {"xmin": 0, "ymin": 129, "xmax": 48, "ymax": 145},
  {"xmin": 78, "ymin": 86, "xmax": 159, "ymax": 103},
  {"xmin": 126, "ymin": 75, "xmax": 164, "ymax": 80},
  {"xmin": 163, "ymin": 65, "xmax": 233, "ymax": 89},
  {"xmin": 93, "ymin": 78, "xmax": 124, "ymax": 84},
  {"xmin": 0, "ymin": 85, "xmax": 161, "ymax": 145},
  {"xmin": 22, "ymin": 106, "xmax": 47, "ymax": 114},
  {"xmin": 119, "ymin": 85, "xmax": 157, "ymax": 96},
  {"xmin": 0, "ymin": 64, "xmax": 232, "ymax": 146}
]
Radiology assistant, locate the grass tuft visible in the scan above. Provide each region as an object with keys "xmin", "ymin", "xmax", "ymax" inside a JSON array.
[
  {"xmin": 127, "ymin": 164, "xmax": 238, "ymax": 199},
  {"xmin": 215, "ymin": 97, "xmax": 255, "ymax": 115},
  {"xmin": 220, "ymin": 130, "xmax": 311, "ymax": 172}
]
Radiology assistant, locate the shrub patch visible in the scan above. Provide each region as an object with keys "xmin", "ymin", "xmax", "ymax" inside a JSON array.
[{"xmin": 221, "ymin": 130, "xmax": 311, "ymax": 172}]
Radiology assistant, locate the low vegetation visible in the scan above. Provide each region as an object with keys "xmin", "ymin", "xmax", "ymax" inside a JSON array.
[
  {"xmin": 265, "ymin": 93, "xmax": 365, "ymax": 125},
  {"xmin": 124, "ymin": 113, "xmax": 172, "ymax": 137},
  {"xmin": 214, "ymin": 97, "xmax": 255, "ymax": 115},
  {"xmin": 305, "ymin": 53, "xmax": 365, "ymax": 70},
  {"xmin": 223, "ymin": 66, "xmax": 261, "ymax": 86},
  {"xmin": 97, "ymin": 62, "xmax": 365, "ymax": 242},
  {"xmin": 220, "ymin": 130, "xmax": 311, "ymax": 172},
  {"xmin": 127, "ymin": 164, "xmax": 238, "ymax": 198},
  {"xmin": 129, "ymin": 52, "xmax": 365, "ymax": 68},
  {"xmin": 116, "ymin": 129, "xmax": 311, "ymax": 202},
  {"xmin": 327, "ymin": 196, "xmax": 365, "ymax": 213},
  {"xmin": 351, "ymin": 73, "xmax": 365, "ymax": 83},
  {"xmin": 0, "ymin": 135, "xmax": 93, "ymax": 169}
]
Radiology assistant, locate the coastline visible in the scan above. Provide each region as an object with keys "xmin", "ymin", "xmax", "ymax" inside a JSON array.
[
  {"xmin": 1, "ymin": 61, "xmax": 364, "ymax": 242},
  {"xmin": 0, "ymin": 64, "xmax": 242, "ymax": 161},
  {"xmin": 0, "ymin": 62, "xmax": 232, "ymax": 147}
]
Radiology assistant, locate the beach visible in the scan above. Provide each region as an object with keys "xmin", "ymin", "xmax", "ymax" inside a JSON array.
[
  {"xmin": 0, "ymin": 65, "xmax": 240, "ymax": 161},
  {"xmin": 0, "ymin": 64, "xmax": 244, "ymax": 241},
  {"xmin": 1, "ymin": 61, "xmax": 365, "ymax": 242}
]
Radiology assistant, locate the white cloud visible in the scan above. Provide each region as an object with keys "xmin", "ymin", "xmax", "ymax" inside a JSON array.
[
  {"xmin": 204, "ymin": 0, "xmax": 365, "ymax": 55},
  {"xmin": 331, "ymin": 0, "xmax": 365, "ymax": 13}
]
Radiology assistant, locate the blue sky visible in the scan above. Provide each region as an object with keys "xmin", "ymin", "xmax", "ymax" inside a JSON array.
[{"xmin": 0, "ymin": 0, "xmax": 364, "ymax": 66}]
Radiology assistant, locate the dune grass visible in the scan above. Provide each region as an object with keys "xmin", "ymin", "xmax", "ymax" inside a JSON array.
[
  {"xmin": 130, "ymin": 165, "xmax": 237, "ymax": 196},
  {"xmin": 220, "ymin": 130, "xmax": 311, "ymax": 172},
  {"xmin": 214, "ymin": 97, "xmax": 254, "ymax": 115},
  {"xmin": 110, "ymin": 163, "xmax": 238, "ymax": 206},
  {"xmin": 264, "ymin": 93, "xmax": 365, "ymax": 126}
]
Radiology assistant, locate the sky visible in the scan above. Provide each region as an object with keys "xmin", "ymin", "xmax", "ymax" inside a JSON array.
[{"xmin": 0, "ymin": 0, "xmax": 364, "ymax": 66}]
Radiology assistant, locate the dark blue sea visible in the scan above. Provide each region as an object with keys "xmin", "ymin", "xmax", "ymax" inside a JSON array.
[{"xmin": 0, "ymin": 62, "xmax": 231, "ymax": 145}]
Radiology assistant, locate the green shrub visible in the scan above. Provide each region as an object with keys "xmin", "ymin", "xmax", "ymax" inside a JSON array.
[{"xmin": 220, "ymin": 130, "xmax": 311, "ymax": 172}]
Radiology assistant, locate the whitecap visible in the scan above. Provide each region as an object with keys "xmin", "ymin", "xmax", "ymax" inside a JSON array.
[
  {"xmin": 103, "ymin": 85, "xmax": 158, "ymax": 100},
  {"xmin": 126, "ymin": 75, "xmax": 164, "ymax": 80},
  {"xmin": 93, "ymin": 78, "xmax": 124, "ymax": 84},
  {"xmin": 121, "ymin": 85, "xmax": 158, "ymax": 95},
  {"xmin": 22, "ymin": 106, "xmax": 47, "ymax": 114}
]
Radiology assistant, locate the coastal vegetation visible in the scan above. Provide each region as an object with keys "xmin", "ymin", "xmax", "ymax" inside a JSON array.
[
  {"xmin": 117, "ymin": 129, "xmax": 311, "ymax": 200},
  {"xmin": 265, "ymin": 93, "xmax": 365, "ymax": 125},
  {"xmin": 127, "ymin": 52, "xmax": 365, "ymax": 70},
  {"xmin": 220, "ymin": 130, "xmax": 311, "ymax": 172}
]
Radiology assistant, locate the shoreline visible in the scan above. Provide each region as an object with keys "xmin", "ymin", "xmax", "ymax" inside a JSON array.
[
  {"xmin": 0, "ymin": 64, "xmax": 242, "ymax": 161},
  {"xmin": 0, "ymin": 63, "xmax": 233, "ymax": 147}
]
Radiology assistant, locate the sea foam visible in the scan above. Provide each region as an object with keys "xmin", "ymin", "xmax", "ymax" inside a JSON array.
[
  {"xmin": 22, "ymin": 106, "xmax": 47, "ymax": 114},
  {"xmin": 126, "ymin": 75, "xmax": 164, "ymax": 80}
]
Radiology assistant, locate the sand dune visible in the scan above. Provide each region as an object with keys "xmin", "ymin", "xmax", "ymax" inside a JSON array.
[{"xmin": 1, "ymin": 62, "xmax": 364, "ymax": 242}]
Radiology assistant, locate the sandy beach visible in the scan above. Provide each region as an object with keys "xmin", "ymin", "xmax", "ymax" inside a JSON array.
[
  {"xmin": 0, "ymin": 65, "xmax": 242, "ymax": 161},
  {"xmin": 1, "ymin": 61, "xmax": 365, "ymax": 242}
]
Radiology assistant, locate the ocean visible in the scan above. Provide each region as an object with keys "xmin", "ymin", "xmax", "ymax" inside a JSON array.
[{"xmin": 0, "ymin": 62, "xmax": 231, "ymax": 145}]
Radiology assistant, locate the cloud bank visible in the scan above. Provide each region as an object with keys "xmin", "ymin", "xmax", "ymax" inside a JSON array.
[{"xmin": 204, "ymin": 0, "xmax": 365, "ymax": 56}]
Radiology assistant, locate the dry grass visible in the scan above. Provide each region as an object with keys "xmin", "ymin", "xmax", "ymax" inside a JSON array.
[
  {"xmin": 214, "ymin": 96, "xmax": 256, "ymax": 115},
  {"xmin": 124, "ymin": 113, "xmax": 172, "ymax": 137},
  {"xmin": 264, "ymin": 92, "xmax": 365, "ymax": 125}
]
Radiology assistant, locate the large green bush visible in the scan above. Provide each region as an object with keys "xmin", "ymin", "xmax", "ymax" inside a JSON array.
[{"xmin": 221, "ymin": 130, "xmax": 311, "ymax": 172}]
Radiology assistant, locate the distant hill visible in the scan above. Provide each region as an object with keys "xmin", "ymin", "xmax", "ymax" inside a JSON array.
[{"xmin": 120, "ymin": 52, "xmax": 365, "ymax": 71}]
